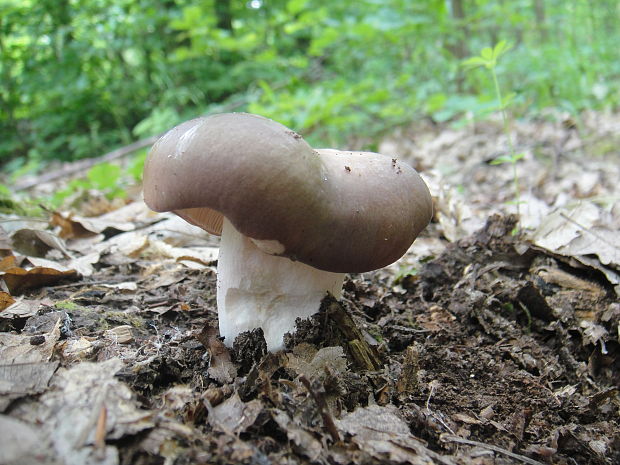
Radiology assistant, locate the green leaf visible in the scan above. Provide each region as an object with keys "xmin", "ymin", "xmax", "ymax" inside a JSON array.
[
  {"xmin": 393, "ymin": 265, "xmax": 418, "ymax": 285},
  {"xmin": 287, "ymin": 0, "xmax": 308, "ymax": 15},
  {"xmin": 492, "ymin": 40, "xmax": 512, "ymax": 60},
  {"xmin": 462, "ymin": 56, "xmax": 488, "ymax": 69},
  {"xmin": 500, "ymin": 91, "xmax": 517, "ymax": 109},
  {"xmin": 127, "ymin": 151, "xmax": 147, "ymax": 182},
  {"xmin": 491, "ymin": 152, "xmax": 525, "ymax": 165},
  {"xmin": 490, "ymin": 155, "xmax": 513, "ymax": 165},
  {"xmin": 480, "ymin": 47, "xmax": 493, "ymax": 60},
  {"xmin": 0, "ymin": 184, "xmax": 12, "ymax": 196},
  {"xmin": 87, "ymin": 163, "xmax": 121, "ymax": 191}
]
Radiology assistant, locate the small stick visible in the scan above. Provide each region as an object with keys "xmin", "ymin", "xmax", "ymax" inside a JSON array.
[
  {"xmin": 442, "ymin": 435, "xmax": 544, "ymax": 465},
  {"xmin": 299, "ymin": 375, "xmax": 340, "ymax": 442},
  {"xmin": 94, "ymin": 404, "xmax": 107, "ymax": 450}
]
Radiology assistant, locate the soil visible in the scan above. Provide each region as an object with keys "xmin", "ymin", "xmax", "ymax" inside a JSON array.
[{"xmin": 1, "ymin": 113, "xmax": 619, "ymax": 465}]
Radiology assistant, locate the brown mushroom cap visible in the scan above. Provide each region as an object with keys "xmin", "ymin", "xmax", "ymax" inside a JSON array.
[{"xmin": 143, "ymin": 113, "xmax": 432, "ymax": 273}]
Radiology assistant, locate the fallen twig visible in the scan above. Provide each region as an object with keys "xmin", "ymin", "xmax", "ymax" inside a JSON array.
[
  {"xmin": 442, "ymin": 435, "xmax": 544, "ymax": 465},
  {"xmin": 13, "ymin": 136, "xmax": 160, "ymax": 191}
]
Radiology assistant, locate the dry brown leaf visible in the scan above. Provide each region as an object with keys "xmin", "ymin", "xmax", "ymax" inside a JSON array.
[
  {"xmin": 148, "ymin": 239, "xmax": 218, "ymax": 269},
  {"xmin": 531, "ymin": 202, "xmax": 620, "ymax": 295},
  {"xmin": 53, "ymin": 202, "xmax": 159, "ymax": 240},
  {"xmin": 208, "ymin": 392, "xmax": 263, "ymax": 434},
  {"xmin": 104, "ymin": 325, "xmax": 134, "ymax": 344},
  {"xmin": 50, "ymin": 211, "xmax": 97, "ymax": 239},
  {"xmin": 197, "ymin": 324, "xmax": 237, "ymax": 384},
  {"xmin": 0, "ymin": 297, "xmax": 44, "ymax": 319},
  {"xmin": 0, "ymin": 291, "xmax": 15, "ymax": 311},
  {"xmin": 453, "ymin": 413, "xmax": 482, "ymax": 425},
  {"xmin": 287, "ymin": 345, "xmax": 348, "ymax": 381},
  {"xmin": 335, "ymin": 404, "xmax": 456, "ymax": 465},
  {"xmin": 10, "ymin": 228, "xmax": 71, "ymax": 258},
  {"xmin": 1, "ymin": 263, "xmax": 77, "ymax": 294},
  {"xmin": 415, "ymin": 304, "xmax": 456, "ymax": 332},
  {"xmin": 272, "ymin": 409, "xmax": 323, "ymax": 461},
  {"xmin": 0, "ymin": 254, "xmax": 17, "ymax": 271}
]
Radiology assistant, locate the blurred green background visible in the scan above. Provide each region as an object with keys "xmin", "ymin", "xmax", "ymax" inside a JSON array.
[{"xmin": 1, "ymin": 0, "xmax": 619, "ymax": 175}]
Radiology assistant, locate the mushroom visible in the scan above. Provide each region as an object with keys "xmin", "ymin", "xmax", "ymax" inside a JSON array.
[{"xmin": 143, "ymin": 113, "xmax": 432, "ymax": 351}]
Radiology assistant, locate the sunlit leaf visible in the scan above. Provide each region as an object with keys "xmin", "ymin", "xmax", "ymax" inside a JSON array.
[
  {"xmin": 462, "ymin": 56, "xmax": 488, "ymax": 69},
  {"xmin": 480, "ymin": 47, "xmax": 493, "ymax": 61}
]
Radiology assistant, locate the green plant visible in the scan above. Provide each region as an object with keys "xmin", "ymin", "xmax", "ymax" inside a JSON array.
[
  {"xmin": 463, "ymin": 41, "xmax": 524, "ymax": 233},
  {"xmin": 393, "ymin": 265, "xmax": 418, "ymax": 285},
  {"xmin": 127, "ymin": 151, "xmax": 148, "ymax": 183},
  {"xmin": 86, "ymin": 163, "xmax": 125, "ymax": 199},
  {"xmin": 47, "ymin": 162, "xmax": 127, "ymax": 209},
  {"xmin": 3, "ymin": 1, "xmax": 620, "ymax": 170}
]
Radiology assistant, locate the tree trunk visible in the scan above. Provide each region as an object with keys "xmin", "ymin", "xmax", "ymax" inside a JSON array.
[
  {"xmin": 448, "ymin": 0, "xmax": 468, "ymax": 92},
  {"xmin": 533, "ymin": 0, "xmax": 547, "ymax": 40},
  {"xmin": 450, "ymin": 0, "xmax": 468, "ymax": 59}
]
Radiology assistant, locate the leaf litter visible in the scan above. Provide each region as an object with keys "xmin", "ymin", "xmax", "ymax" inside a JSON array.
[{"xmin": 0, "ymin": 112, "xmax": 619, "ymax": 465}]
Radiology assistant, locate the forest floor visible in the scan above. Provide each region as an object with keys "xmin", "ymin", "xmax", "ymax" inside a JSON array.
[{"xmin": 1, "ymin": 111, "xmax": 619, "ymax": 465}]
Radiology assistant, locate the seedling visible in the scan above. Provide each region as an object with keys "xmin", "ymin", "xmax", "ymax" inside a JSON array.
[
  {"xmin": 463, "ymin": 41, "xmax": 523, "ymax": 234},
  {"xmin": 393, "ymin": 264, "xmax": 418, "ymax": 286}
]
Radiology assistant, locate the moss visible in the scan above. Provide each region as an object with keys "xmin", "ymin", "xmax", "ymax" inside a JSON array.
[
  {"xmin": 104, "ymin": 311, "xmax": 144, "ymax": 328},
  {"xmin": 54, "ymin": 300, "xmax": 83, "ymax": 311}
]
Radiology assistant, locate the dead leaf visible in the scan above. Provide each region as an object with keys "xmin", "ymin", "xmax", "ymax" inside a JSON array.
[
  {"xmin": 287, "ymin": 345, "xmax": 348, "ymax": 381},
  {"xmin": 61, "ymin": 337, "xmax": 96, "ymax": 362},
  {"xmin": 335, "ymin": 404, "xmax": 456, "ymax": 465},
  {"xmin": 0, "ymin": 361, "xmax": 58, "ymax": 412},
  {"xmin": 9, "ymin": 358, "xmax": 154, "ymax": 465},
  {"xmin": 0, "ymin": 317, "xmax": 60, "ymax": 364},
  {"xmin": 101, "ymin": 281, "xmax": 138, "ymax": 292},
  {"xmin": 531, "ymin": 202, "xmax": 620, "ymax": 295},
  {"xmin": 272, "ymin": 409, "xmax": 323, "ymax": 461},
  {"xmin": 0, "ymin": 415, "xmax": 54, "ymax": 464},
  {"xmin": 64, "ymin": 251, "xmax": 100, "ymax": 277},
  {"xmin": 197, "ymin": 324, "xmax": 237, "ymax": 384},
  {"xmin": 579, "ymin": 321, "xmax": 608, "ymax": 349},
  {"xmin": 104, "ymin": 325, "xmax": 134, "ymax": 344},
  {"xmin": 207, "ymin": 392, "xmax": 263, "ymax": 434},
  {"xmin": 50, "ymin": 211, "xmax": 98, "ymax": 239},
  {"xmin": 145, "ymin": 213, "xmax": 216, "ymax": 247},
  {"xmin": 53, "ymin": 202, "xmax": 160, "ymax": 241},
  {"xmin": 1, "ymin": 263, "xmax": 78, "ymax": 294},
  {"xmin": 453, "ymin": 413, "xmax": 482, "ymax": 425},
  {"xmin": 0, "ymin": 254, "xmax": 17, "ymax": 271},
  {"xmin": 10, "ymin": 228, "xmax": 72, "ymax": 258},
  {"xmin": 0, "ymin": 297, "xmax": 44, "ymax": 320},
  {"xmin": 415, "ymin": 305, "xmax": 456, "ymax": 332},
  {"xmin": 148, "ymin": 239, "xmax": 218, "ymax": 269},
  {"xmin": 0, "ymin": 291, "xmax": 15, "ymax": 311}
]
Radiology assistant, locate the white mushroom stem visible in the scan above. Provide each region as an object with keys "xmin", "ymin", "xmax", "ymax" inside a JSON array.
[{"xmin": 217, "ymin": 218, "xmax": 345, "ymax": 351}]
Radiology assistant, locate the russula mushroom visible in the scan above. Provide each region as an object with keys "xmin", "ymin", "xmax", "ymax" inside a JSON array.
[{"xmin": 143, "ymin": 113, "xmax": 432, "ymax": 351}]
